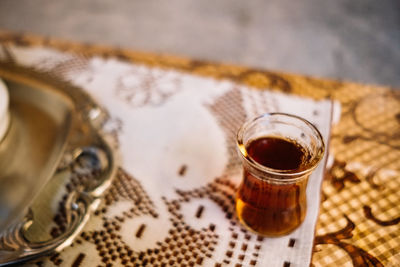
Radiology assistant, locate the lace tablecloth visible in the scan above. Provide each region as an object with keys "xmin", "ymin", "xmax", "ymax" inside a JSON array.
[{"xmin": 0, "ymin": 31, "xmax": 399, "ymax": 267}]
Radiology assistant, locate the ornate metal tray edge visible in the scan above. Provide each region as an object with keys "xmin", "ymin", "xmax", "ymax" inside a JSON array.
[{"xmin": 0, "ymin": 62, "xmax": 118, "ymax": 265}]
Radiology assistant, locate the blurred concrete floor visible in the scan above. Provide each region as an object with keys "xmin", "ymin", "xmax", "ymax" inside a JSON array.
[{"xmin": 0, "ymin": 0, "xmax": 399, "ymax": 87}]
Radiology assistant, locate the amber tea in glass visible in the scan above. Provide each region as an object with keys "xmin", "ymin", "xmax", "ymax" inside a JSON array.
[{"xmin": 236, "ymin": 113, "xmax": 325, "ymax": 237}]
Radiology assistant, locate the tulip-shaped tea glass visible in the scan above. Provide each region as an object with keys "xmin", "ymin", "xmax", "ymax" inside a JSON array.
[{"xmin": 236, "ymin": 113, "xmax": 325, "ymax": 237}]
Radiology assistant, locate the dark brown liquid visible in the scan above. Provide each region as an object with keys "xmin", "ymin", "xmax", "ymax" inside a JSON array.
[
  {"xmin": 236, "ymin": 137, "xmax": 309, "ymax": 236},
  {"xmin": 247, "ymin": 137, "xmax": 304, "ymax": 170}
]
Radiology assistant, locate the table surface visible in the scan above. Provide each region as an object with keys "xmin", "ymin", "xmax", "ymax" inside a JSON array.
[
  {"xmin": 1, "ymin": 0, "xmax": 399, "ymax": 88},
  {"xmin": 0, "ymin": 31, "xmax": 399, "ymax": 267}
]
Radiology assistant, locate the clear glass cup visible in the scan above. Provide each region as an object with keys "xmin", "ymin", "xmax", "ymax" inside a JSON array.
[{"xmin": 236, "ymin": 113, "xmax": 325, "ymax": 237}]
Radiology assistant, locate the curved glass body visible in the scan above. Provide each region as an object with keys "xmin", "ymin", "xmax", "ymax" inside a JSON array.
[{"xmin": 236, "ymin": 113, "xmax": 325, "ymax": 236}]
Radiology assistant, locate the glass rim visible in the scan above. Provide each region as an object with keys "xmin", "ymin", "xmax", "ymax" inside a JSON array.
[{"xmin": 236, "ymin": 112, "xmax": 325, "ymax": 181}]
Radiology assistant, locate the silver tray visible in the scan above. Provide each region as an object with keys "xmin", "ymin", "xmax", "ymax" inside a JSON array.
[{"xmin": 0, "ymin": 62, "xmax": 117, "ymax": 265}]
